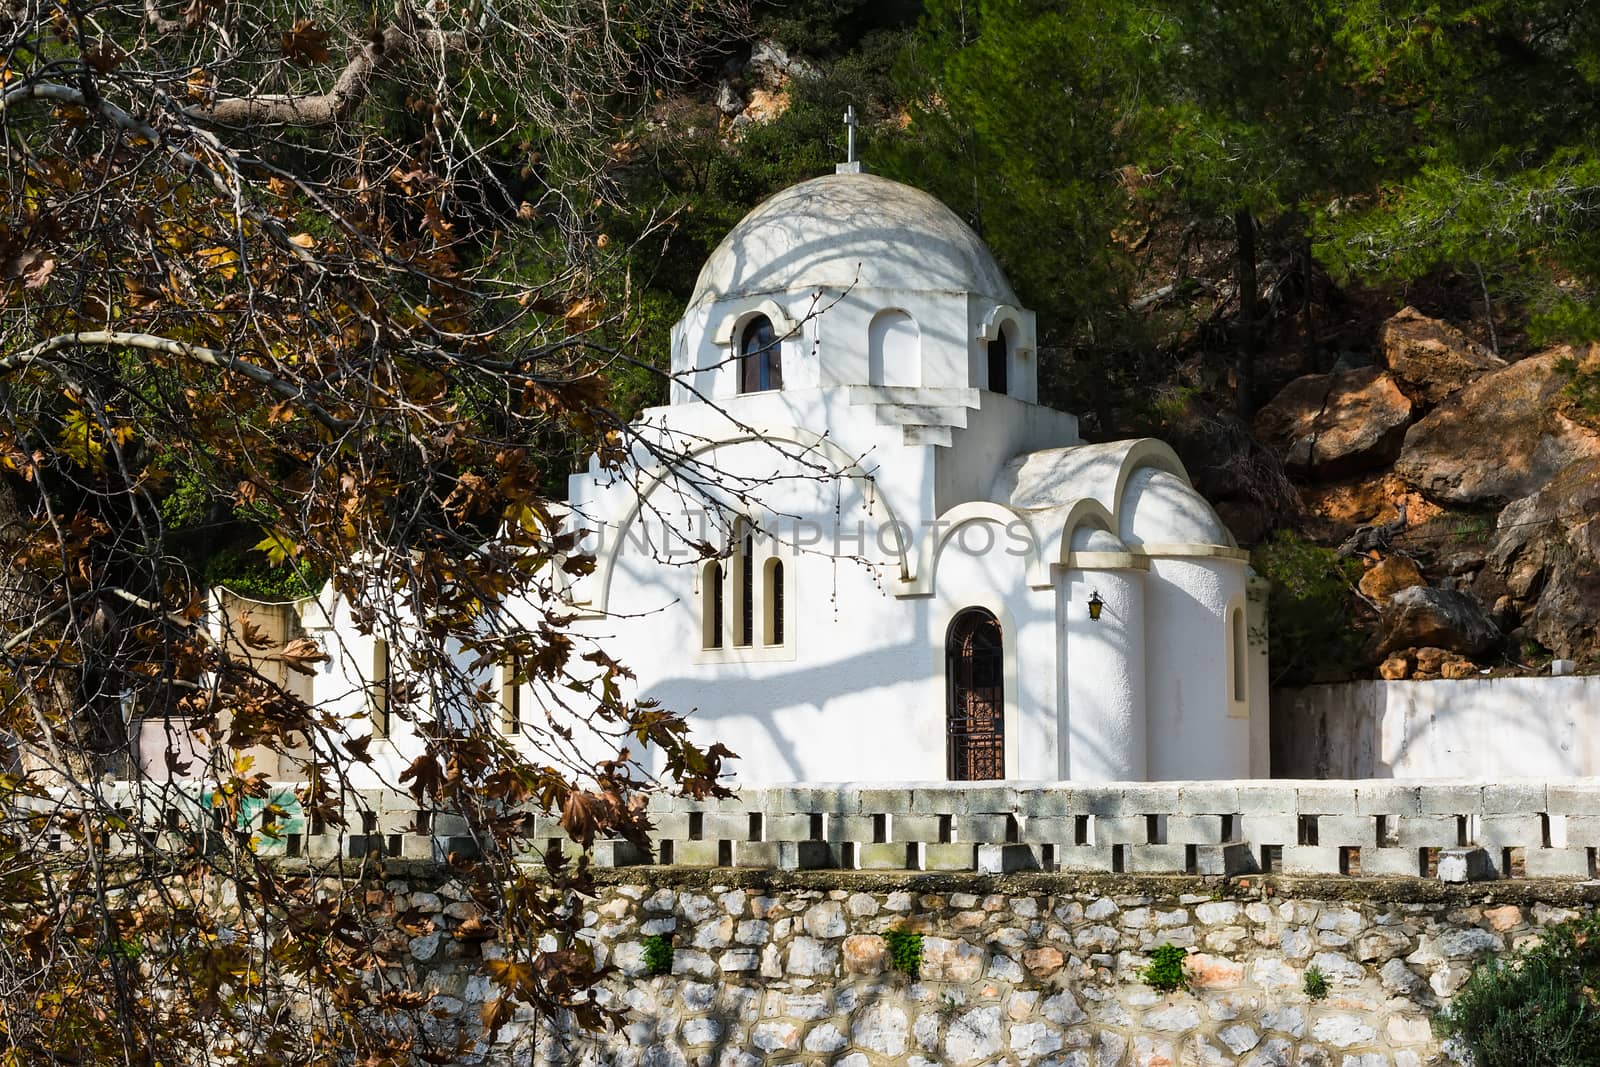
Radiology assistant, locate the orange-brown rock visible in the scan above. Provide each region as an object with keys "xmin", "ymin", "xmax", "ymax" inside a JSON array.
[
  {"xmin": 1301, "ymin": 474, "xmax": 1436, "ymax": 529},
  {"xmin": 1484, "ymin": 905, "xmax": 1522, "ymax": 931},
  {"xmin": 1256, "ymin": 367, "xmax": 1414, "ymax": 479},
  {"xmin": 1183, "ymin": 952, "xmax": 1245, "ymax": 989},
  {"xmin": 1414, "ymin": 647, "xmax": 1448, "ymax": 675},
  {"xmin": 1380, "ymin": 307, "xmax": 1505, "ymax": 403},
  {"xmin": 1397, "ymin": 351, "xmax": 1600, "ymax": 506},
  {"xmin": 1440, "ymin": 659, "xmax": 1477, "ymax": 680},
  {"xmin": 841, "ymin": 934, "xmax": 886, "ymax": 976},
  {"xmin": 1378, "ymin": 654, "xmax": 1411, "ymax": 680},
  {"xmin": 1023, "ymin": 946, "xmax": 1065, "ymax": 977},
  {"xmin": 1488, "ymin": 455, "xmax": 1600, "ymax": 660},
  {"xmin": 1359, "ymin": 555, "xmax": 1425, "ymax": 601}
]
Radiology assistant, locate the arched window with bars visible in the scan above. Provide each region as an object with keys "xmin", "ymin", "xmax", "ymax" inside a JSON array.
[{"xmin": 738, "ymin": 315, "xmax": 782, "ymax": 393}]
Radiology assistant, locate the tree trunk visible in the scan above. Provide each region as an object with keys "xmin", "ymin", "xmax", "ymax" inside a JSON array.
[
  {"xmin": 1234, "ymin": 208, "xmax": 1258, "ymax": 418},
  {"xmin": 1301, "ymin": 233, "xmax": 1316, "ymax": 375}
]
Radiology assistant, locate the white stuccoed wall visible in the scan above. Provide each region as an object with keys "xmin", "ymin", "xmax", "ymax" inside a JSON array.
[{"xmin": 1274, "ymin": 676, "xmax": 1600, "ymax": 778}]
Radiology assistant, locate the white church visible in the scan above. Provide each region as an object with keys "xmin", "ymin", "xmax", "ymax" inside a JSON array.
[
  {"xmin": 550, "ymin": 166, "xmax": 1268, "ymax": 785},
  {"xmin": 167, "ymin": 165, "xmax": 1268, "ymax": 789}
]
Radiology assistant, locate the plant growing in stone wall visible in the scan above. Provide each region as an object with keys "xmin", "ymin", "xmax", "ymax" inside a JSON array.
[
  {"xmin": 642, "ymin": 934, "xmax": 675, "ymax": 977},
  {"xmin": 1436, "ymin": 915, "xmax": 1600, "ymax": 1066},
  {"xmin": 1303, "ymin": 965, "xmax": 1329, "ymax": 1001},
  {"xmin": 1141, "ymin": 943, "xmax": 1189, "ymax": 993},
  {"xmin": 885, "ymin": 929, "xmax": 923, "ymax": 978}
]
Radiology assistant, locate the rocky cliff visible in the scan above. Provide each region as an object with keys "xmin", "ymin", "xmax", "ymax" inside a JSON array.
[{"xmin": 1251, "ymin": 308, "xmax": 1600, "ymax": 678}]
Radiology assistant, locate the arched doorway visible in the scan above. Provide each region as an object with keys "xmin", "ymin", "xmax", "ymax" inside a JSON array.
[{"xmin": 946, "ymin": 608, "xmax": 1005, "ymax": 780}]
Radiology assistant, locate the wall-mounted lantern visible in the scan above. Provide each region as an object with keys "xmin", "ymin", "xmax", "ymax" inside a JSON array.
[{"xmin": 1087, "ymin": 590, "xmax": 1105, "ymax": 622}]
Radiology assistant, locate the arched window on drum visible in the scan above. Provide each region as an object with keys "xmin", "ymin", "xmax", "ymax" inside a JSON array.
[{"xmin": 738, "ymin": 315, "xmax": 782, "ymax": 393}]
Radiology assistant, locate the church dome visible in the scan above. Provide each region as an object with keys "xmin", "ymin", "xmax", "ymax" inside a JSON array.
[{"xmin": 689, "ymin": 173, "xmax": 1019, "ymax": 309}]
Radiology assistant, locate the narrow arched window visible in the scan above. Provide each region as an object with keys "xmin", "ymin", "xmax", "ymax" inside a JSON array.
[
  {"xmin": 763, "ymin": 558, "xmax": 785, "ymax": 646},
  {"xmin": 702, "ymin": 561, "xmax": 724, "ymax": 649},
  {"xmin": 986, "ymin": 328, "xmax": 1009, "ymax": 395},
  {"xmin": 738, "ymin": 315, "xmax": 782, "ymax": 393},
  {"xmin": 735, "ymin": 532, "xmax": 755, "ymax": 647},
  {"xmin": 370, "ymin": 638, "xmax": 391, "ymax": 737},
  {"xmin": 946, "ymin": 608, "xmax": 1004, "ymax": 780},
  {"xmin": 499, "ymin": 655, "xmax": 522, "ymax": 734},
  {"xmin": 1230, "ymin": 606, "xmax": 1247, "ymax": 703}
]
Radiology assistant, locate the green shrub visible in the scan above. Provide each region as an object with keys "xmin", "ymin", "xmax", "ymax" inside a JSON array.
[
  {"xmin": 1141, "ymin": 943, "xmax": 1188, "ymax": 993},
  {"xmin": 203, "ymin": 549, "xmax": 324, "ymax": 601},
  {"xmin": 1303, "ymin": 965, "xmax": 1329, "ymax": 1001},
  {"xmin": 642, "ymin": 933, "xmax": 674, "ymax": 977},
  {"xmin": 885, "ymin": 929, "xmax": 923, "ymax": 978},
  {"xmin": 1251, "ymin": 531, "xmax": 1366, "ymax": 685},
  {"xmin": 1435, "ymin": 915, "xmax": 1600, "ymax": 1066}
]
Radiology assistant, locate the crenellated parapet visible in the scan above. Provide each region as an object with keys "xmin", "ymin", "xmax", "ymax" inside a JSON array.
[{"xmin": 21, "ymin": 779, "xmax": 1600, "ymax": 884}]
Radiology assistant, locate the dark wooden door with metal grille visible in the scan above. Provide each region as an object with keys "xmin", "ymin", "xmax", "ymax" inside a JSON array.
[{"xmin": 946, "ymin": 608, "xmax": 1005, "ymax": 780}]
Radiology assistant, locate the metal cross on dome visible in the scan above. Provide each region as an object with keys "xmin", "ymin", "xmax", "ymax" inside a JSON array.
[{"xmin": 837, "ymin": 105, "xmax": 864, "ymax": 174}]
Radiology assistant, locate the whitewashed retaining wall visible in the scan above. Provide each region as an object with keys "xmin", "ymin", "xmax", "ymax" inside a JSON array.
[{"xmin": 1273, "ymin": 677, "xmax": 1600, "ymax": 779}]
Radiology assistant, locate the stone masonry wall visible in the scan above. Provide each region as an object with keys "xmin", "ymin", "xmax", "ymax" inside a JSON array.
[{"xmin": 523, "ymin": 870, "xmax": 1600, "ymax": 1067}]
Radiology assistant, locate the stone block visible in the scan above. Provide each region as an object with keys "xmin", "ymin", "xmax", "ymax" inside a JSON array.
[
  {"xmin": 822, "ymin": 815, "xmax": 879, "ymax": 843},
  {"xmin": 953, "ymin": 814, "xmax": 1012, "ymax": 843},
  {"xmin": 1094, "ymin": 816, "xmax": 1152, "ymax": 844},
  {"xmin": 909, "ymin": 787, "xmax": 967, "ymax": 815},
  {"xmin": 1437, "ymin": 847, "xmax": 1493, "ymax": 883},
  {"xmin": 1018, "ymin": 787, "xmax": 1082, "ymax": 817},
  {"xmin": 434, "ymin": 812, "xmax": 474, "ymax": 838},
  {"xmin": 1524, "ymin": 848, "xmax": 1593, "ymax": 879},
  {"xmin": 1234, "ymin": 783, "xmax": 1298, "ymax": 815},
  {"xmin": 1483, "ymin": 782, "xmax": 1548, "ymax": 815},
  {"xmin": 647, "ymin": 813, "xmax": 691, "ymax": 839},
  {"xmin": 1055, "ymin": 844, "xmax": 1117, "ymax": 873},
  {"xmin": 1565, "ymin": 816, "xmax": 1600, "ymax": 844},
  {"xmin": 1547, "ymin": 784, "xmax": 1600, "ymax": 816},
  {"xmin": 924, "ymin": 843, "xmax": 978, "ymax": 871},
  {"xmin": 1474, "ymin": 815, "xmax": 1544, "ymax": 849},
  {"xmin": 775, "ymin": 785, "xmax": 857, "ymax": 815},
  {"xmin": 1020, "ymin": 817, "xmax": 1080, "ymax": 845},
  {"xmin": 1395, "ymin": 815, "xmax": 1462, "ymax": 848},
  {"xmin": 776, "ymin": 841, "xmax": 834, "ymax": 871},
  {"xmin": 1118, "ymin": 784, "xmax": 1181, "ymax": 816},
  {"xmin": 1315, "ymin": 815, "xmax": 1379, "ymax": 848},
  {"xmin": 1279, "ymin": 845, "xmax": 1342, "ymax": 875},
  {"xmin": 1195, "ymin": 843, "xmax": 1256, "ymax": 877},
  {"xmin": 1241, "ymin": 814, "xmax": 1299, "ymax": 846},
  {"xmin": 857, "ymin": 843, "xmax": 913, "ymax": 871},
  {"xmin": 977, "ymin": 843, "xmax": 1038, "ymax": 874},
  {"xmin": 727, "ymin": 841, "xmax": 786, "ymax": 868},
  {"xmin": 1357, "ymin": 785, "xmax": 1420, "ymax": 816},
  {"xmin": 961, "ymin": 785, "xmax": 1020, "ymax": 814},
  {"xmin": 1177, "ymin": 784, "xmax": 1241, "ymax": 815},
  {"xmin": 1360, "ymin": 848, "xmax": 1424, "ymax": 878},
  {"xmin": 1126, "ymin": 843, "xmax": 1190, "ymax": 874},
  {"xmin": 306, "ymin": 835, "xmax": 341, "ymax": 860},
  {"xmin": 396, "ymin": 834, "xmax": 435, "ymax": 861},
  {"xmin": 668, "ymin": 840, "xmax": 722, "ymax": 867},
  {"xmin": 703, "ymin": 812, "xmax": 758, "ymax": 841},
  {"xmin": 762, "ymin": 814, "xmax": 814, "ymax": 841},
  {"xmin": 857, "ymin": 788, "xmax": 915, "ymax": 814},
  {"xmin": 1419, "ymin": 784, "xmax": 1484, "ymax": 816},
  {"xmin": 1294, "ymin": 783, "xmax": 1360, "ymax": 815},
  {"xmin": 1076, "ymin": 789, "xmax": 1128, "ymax": 816},
  {"xmin": 892, "ymin": 815, "xmax": 947, "ymax": 843},
  {"xmin": 1166, "ymin": 815, "xmax": 1227, "ymax": 845}
]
